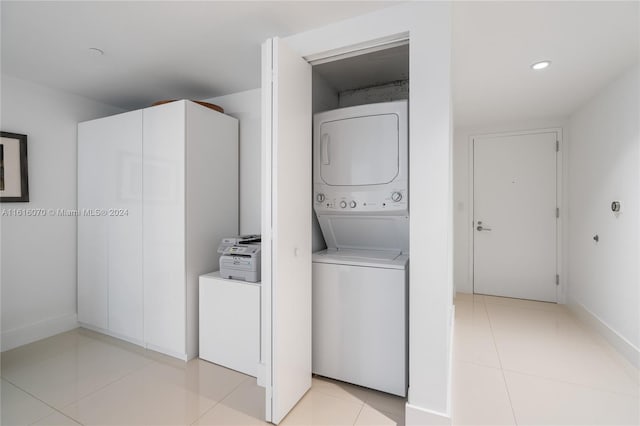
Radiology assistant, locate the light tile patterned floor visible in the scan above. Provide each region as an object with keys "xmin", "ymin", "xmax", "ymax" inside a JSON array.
[
  {"xmin": 1, "ymin": 295, "xmax": 638, "ymax": 425},
  {"xmin": 0, "ymin": 328, "xmax": 403, "ymax": 426},
  {"xmin": 452, "ymin": 293, "xmax": 639, "ymax": 425}
]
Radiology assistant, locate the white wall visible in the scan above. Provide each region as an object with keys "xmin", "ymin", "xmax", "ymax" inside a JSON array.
[
  {"xmin": 205, "ymin": 89, "xmax": 261, "ymax": 235},
  {"xmin": 312, "ymin": 70, "xmax": 339, "ymax": 114},
  {"xmin": 1, "ymin": 74, "xmax": 123, "ymax": 351},
  {"xmin": 310, "ymin": 71, "xmax": 339, "ymax": 252},
  {"xmin": 453, "ymin": 118, "xmax": 569, "ymax": 294},
  {"xmin": 284, "ymin": 3, "xmax": 453, "ymax": 423},
  {"xmin": 567, "ymin": 64, "xmax": 639, "ymax": 364}
]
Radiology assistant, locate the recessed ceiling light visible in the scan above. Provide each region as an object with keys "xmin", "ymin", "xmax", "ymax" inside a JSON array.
[
  {"xmin": 88, "ymin": 47, "xmax": 105, "ymax": 56},
  {"xmin": 531, "ymin": 60, "xmax": 551, "ymax": 70}
]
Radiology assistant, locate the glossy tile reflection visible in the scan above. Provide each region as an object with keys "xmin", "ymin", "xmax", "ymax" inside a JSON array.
[
  {"xmin": 2, "ymin": 296, "xmax": 638, "ymax": 425},
  {"xmin": 452, "ymin": 293, "xmax": 639, "ymax": 426},
  {"xmin": 0, "ymin": 328, "xmax": 406, "ymax": 426}
]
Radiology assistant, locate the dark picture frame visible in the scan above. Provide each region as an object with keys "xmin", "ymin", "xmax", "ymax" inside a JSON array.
[{"xmin": 0, "ymin": 131, "xmax": 29, "ymax": 202}]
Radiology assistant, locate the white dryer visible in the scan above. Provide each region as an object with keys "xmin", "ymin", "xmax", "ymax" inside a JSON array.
[
  {"xmin": 313, "ymin": 100, "xmax": 409, "ymax": 251},
  {"xmin": 312, "ymin": 100, "xmax": 409, "ymax": 396}
]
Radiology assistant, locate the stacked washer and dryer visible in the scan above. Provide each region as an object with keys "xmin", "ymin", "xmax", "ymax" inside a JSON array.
[{"xmin": 312, "ymin": 100, "xmax": 409, "ymax": 397}]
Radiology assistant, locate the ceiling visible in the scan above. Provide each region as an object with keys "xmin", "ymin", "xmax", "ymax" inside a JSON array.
[
  {"xmin": 452, "ymin": 1, "xmax": 639, "ymax": 127},
  {"xmin": 1, "ymin": 1, "xmax": 398, "ymax": 110},
  {"xmin": 2, "ymin": 1, "xmax": 638, "ymax": 127}
]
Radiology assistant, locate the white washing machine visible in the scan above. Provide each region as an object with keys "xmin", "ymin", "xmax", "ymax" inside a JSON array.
[
  {"xmin": 312, "ymin": 100, "xmax": 409, "ymax": 396},
  {"xmin": 312, "ymin": 249, "xmax": 408, "ymax": 396}
]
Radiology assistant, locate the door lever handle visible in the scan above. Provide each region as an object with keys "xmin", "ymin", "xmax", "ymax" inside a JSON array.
[{"xmin": 476, "ymin": 225, "xmax": 492, "ymax": 231}]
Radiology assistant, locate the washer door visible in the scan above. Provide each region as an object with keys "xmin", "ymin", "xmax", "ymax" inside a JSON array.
[{"xmin": 318, "ymin": 214, "xmax": 409, "ymax": 252}]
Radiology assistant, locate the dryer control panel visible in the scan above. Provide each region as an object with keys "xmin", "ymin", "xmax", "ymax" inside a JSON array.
[{"xmin": 313, "ymin": 187, "xmax": 408, "ymax": 216}]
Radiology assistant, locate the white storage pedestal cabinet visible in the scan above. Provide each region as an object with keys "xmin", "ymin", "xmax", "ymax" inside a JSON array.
[
  {"xmin": 78, "ymin": 100, "xmax": 238, "ymax": 360},
  {"xmin": 199, "ymin": 272, "xmax": 260, "ymax": 377}
]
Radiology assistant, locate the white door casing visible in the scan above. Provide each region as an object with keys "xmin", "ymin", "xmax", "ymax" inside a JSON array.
[
  {"xmin": 262, "ymin": 37, "xmax": 312, "ymax": 424},
  {"xmin": 473, "ymin": 130, "xmax": 559, "ymax": 302}
]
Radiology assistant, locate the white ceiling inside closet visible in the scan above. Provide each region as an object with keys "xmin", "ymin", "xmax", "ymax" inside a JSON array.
[{"xmin": 313, "ymin": 44, "xmax": 409, "ymax": 92}]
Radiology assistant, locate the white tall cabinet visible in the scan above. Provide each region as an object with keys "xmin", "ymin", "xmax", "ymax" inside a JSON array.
[
  {"xmin": 78, "ymin": 109, "xmax": 144, "ymax": 341},
  {"xmin": 78, "ymin": 100, "xmax": 238, "ymax": 360}
]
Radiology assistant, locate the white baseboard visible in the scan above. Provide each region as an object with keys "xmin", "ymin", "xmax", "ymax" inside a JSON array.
[
  {"xmin": 145, "ymin": 342, "xmax": 188, "ymax": 361},
  {"xmin": 79, "ymin": 323, "xmax": 189, "ymax": 362},
  {"xmin": 567, "ymin": 299, "xmax": 640, "ymax": 368},
  {"xmin": 1, "ymin": 313, "xmax": 78, "ymax": 352},
  {"xmin": 448, "ymin": 305, "xmax": 455, "ymax": 415},
  {"xmin": 405, "ymin": 403, "xmax": 451, "ymax": 426},
  {"xmin": 78, "ymin": 322, "xmax": 145, "ymax": 348}
]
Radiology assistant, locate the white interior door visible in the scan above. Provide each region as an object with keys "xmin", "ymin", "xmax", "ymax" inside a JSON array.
[
  {"xmin": 262, "ymin": 37, "xmax": 312, "ymax": 424},
  {"xmin": 473, "ymin": 131, "xmax": 558, "ymax": 302}
]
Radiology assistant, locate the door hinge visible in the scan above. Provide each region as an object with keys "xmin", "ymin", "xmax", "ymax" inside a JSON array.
[
  {"xmin": 556, "ymin": 274, "xmax": 560, "ymax": 285},
  {"xmin": 556, "ymin": 140, "xmax": 560, "ymax": 152},
  {"xmin": 556, "ymin": 207, "xmax": 560, "ymax": 218}
]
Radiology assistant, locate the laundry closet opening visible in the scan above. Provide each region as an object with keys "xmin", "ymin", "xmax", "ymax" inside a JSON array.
[{"xmin": 309, "ymin": 42, "xmax": 411, "ymax": 398}]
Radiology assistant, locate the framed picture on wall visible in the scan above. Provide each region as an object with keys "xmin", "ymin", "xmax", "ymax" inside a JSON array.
[{"xmin": 1, "ymin": 131, "xmax": 29, "ymax": 202}]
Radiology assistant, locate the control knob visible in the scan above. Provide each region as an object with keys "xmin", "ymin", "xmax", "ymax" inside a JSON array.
[
  {"xmin": 391, "ymin": 192, "xmax": 403, "ymax": 202},
  {"xmin": 316, "ymin": 193, "xmax": 325, "ymax": 203},
  {"xmin": 350, "ymin": 201, "xmax": 357, "ymax": 208},
  {"xmin": 340, "ymin": 200, "xmax": 347, "ymax": 209}
]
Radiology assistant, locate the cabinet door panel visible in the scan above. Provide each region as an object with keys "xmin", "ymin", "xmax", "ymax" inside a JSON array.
[
  {"xmin": 143, "ymin": 101, "xmax": 186, "ymax": 356},
  {"xmin": 106, "ymin": 112, "xmax": 144, "ymax": 341},
  {"xmin": 199, "ymin": 275, "xmax": 260, "ymax": 376},
  {"xmin": 77, "ymin": 126, "xmax": 108, "ymax": 329},
  {"xmin": 78, "ymin": 110, "xmax": 142, "ymax": 332}
]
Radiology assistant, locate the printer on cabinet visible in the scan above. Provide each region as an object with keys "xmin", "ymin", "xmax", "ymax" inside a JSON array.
[{"xmin": 217, "ymin": 235, "xmax": 261, "ymax": 283}]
